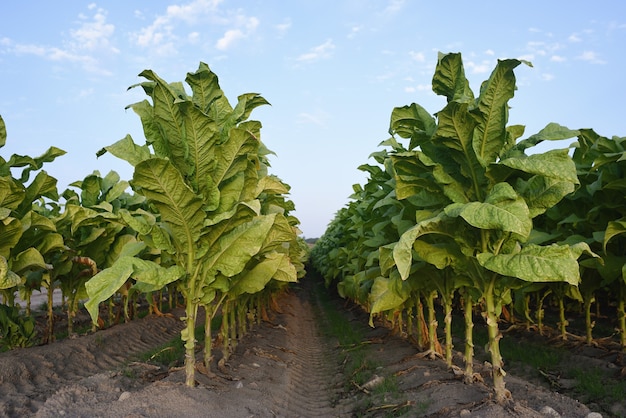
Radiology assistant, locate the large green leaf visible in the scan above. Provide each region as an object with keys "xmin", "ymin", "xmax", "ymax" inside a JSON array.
[
  {"xmin": 205, "ymin": 213, "xmax": 276, "ymax": 278},
  {"xmin": 230, "ymin": 252, "xmax": 296, "ymax": 297},
  {"xmin": 471, "ymin": 59, "xmax": 526, "ymax": 166},
  {"xmin": 603, "ymin": 220, "xmax": 626, "ymax": 252},
  {"xmin": 0, "ymin": 176, "xmax": 25, "ymax": 211},
  {"xmin": 0, "ymin": 217, "xmax": 22, "ymax": 259},
  {"xmin": 11, "ymin": 247, "xmax": 49, "ymax": 273},
  {"xmin": 432, "ymin": 52, "xmax": 474, "ymax": 104},
  {"xmin": 388, "ymin": 103, "xmax": 437, "ymax": 150},
  {"xmin": 496, "ymin": 149, "xmax": 579, "ymax": 185},
  {"xmin": 516, "ymin": 176, "xmax": 576, "ymax": 218},
  {"xmin": 393, "ymin": 211, "xmax": 450, "ymax": 280},
  {"xmin": 97, "ymin": 134, "xmax": 152, "ymax": 166},
  {"xmin": 369, "ymin": 275, "xmax": 410, "ymax": 317},
  {"xmin": 477, "ymin": 244, "xmax": 583, "ymax": 285},
  {"xmin": 0, "ymin": 255, "xmax": 22, "ymax": 289},
  {"xmin": 445, "ymin": 182, "xmax": 532, "ymax": 238},
  {"xmin": 85, "ymin": 257, "xmax": 184, "ymax": 324},
  {"xmin": 131, "ymin": 158, "xmax": 206, "ymax": 251},
  {"xmin": 185, "ymin": 62, "xmax": 226, "ymax": 115}
]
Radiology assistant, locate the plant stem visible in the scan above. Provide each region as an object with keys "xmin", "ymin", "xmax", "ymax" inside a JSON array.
[
  {"xmin": 443, "ymin": 291, "xmax": 453, "ymax": 367},
  {"xmin": 204, "ymin": 305, "xmax": 213, "ymax": 369},
  {"xmin": 462, "ymin": 289, "xmax": 474, "ymax": 380},
  {"xmin": 426, "ymin": 290, "xmax": 438, "ymax": 354},
  {"xmin": 485, "ymin": 278, "xmax": 507, "ymax": 403},
  {"xmin": 617, "ymin": 281, "xmax": 626, "ymax": 351},
  {"xmin": 184, "ymin": 294, "xmax": 197, "ymax": 387},
  {"xmin": 558, "ymin": 297, "xmax": 568, "ymax": 340},
  {"xmin": 583, "ymin": 294, "xmax": 594, "ymax": 345}
]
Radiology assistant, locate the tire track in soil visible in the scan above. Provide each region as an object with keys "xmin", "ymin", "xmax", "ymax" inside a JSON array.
[
  {"xmin": 269, "ymin": 281, "xmax": 354, "ymax": 418},
  {"xmin": 0, "ymin": 313, "xmax": 184, "ymax": 417}
]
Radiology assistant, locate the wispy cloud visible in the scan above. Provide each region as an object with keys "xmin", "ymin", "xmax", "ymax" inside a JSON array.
[
  {"xmin": 409, "ymin": 51, "xmax": 425, "ymax": 62},
  {"xmin": 296, "ymin": 110, "xmax": 330, "ymax": 127},
  {"xmin": 577, "ymin": 50, "xmax": 606, "ymax": 64},
  {"xmin": 0, "ymin": 4, "xmax": 116, "ymax": 75},
  {"xmin": 215, "ymin": 16, "xmax": 259, "ymax": 50},
  {"xmin": 131, "ymin": 0, "xmax": 259, "ymax": 54},
  {"xmin": 347, "ymin": 25, "xmax": 362, "ymax": 40},
  {"xmin": 568, "ymin": 33, "xmax": 582, "ymax": 42},
  {"xmin": 296, "ymin": 39, "xmax": 335, "ymax": 63},
  {"xmin": 382, "ymin": 0, "xmax": 406, "ymax": 16},
  {"xmin": 275, "ymin": 19, "xmax": 292, "ymax": 38},
  {"xmin": 71, "ymin": 3, "xmax": 119, "ymax": 53},
  {"xmin": 550, "ymin": 55, "xmax": 566, "ymax": 62},
  {"xmin": 465, "ymin": 60, "xmax": 491, "ymax": 74}
]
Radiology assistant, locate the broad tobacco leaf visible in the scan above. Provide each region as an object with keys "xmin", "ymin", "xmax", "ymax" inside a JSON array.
[
  {"xmin": 476, "ymin": 243, "xmax": 588, "ymax": 285},
  {"xmin": 85, "ymin": 256, "xmax": 184, "ymax": 323}
]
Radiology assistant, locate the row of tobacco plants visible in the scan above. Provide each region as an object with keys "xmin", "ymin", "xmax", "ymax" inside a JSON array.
[
  {"xmin": 0, "ymin": 63, "xmax": 308, "ymax": 387},
  {"xmin": 310, "ymin": 52, "xmax": 626, "ymax": 403}
]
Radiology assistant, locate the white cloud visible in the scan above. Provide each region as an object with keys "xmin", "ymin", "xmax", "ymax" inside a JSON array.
[
  {"xmin": 347, "ymin": 25, "xmax": 362, "ymax": 40},
  {"xmin": 215, "ymin": 15, "xmax": 258, "ymax": 50},
  {"xmin": 132, "ymin": 0, "xmax": 258, "ymax": 54},
  {"xmin": 275, "ymin": 19, "xmax": 292, "ymax": 37},
  {"xmin": 404, "ymin": 84, "xmax": 430, "ymax": 93},
  {"xmin": 296, "ymin": 39, "xmax": 335, "ymax": 63},
  {"xmin": 216, "ymin": 29, "xmax": 245, "ymax": 50},
  {"xmin": 518, "ymin": 54, "xmax": 534, "ymax": 62},
  {"xmin": 485, "ymin": 49, "xmax": 495, "ymax": 56},
  {"xmin": 540, "ymin": 73, "xmax": 555, "ymax": 81},
  {"xmin": 550, "ymin": 55, "xmax": 566, "ymax": 62},
  {"xmin": 383, "ymin": 0, "xmax": 406, "ymax": 16},
  {"xmin": 465, "ymin": 60, "xmax": 490, "ymax": 74},
  {"xmin": 0, "ymin": 5, "xmax": 115, "ymax": 75},
  {"xmin": 409, "ymin": 51, "xmax": 425, "ymax": 62},
  {"xmin": 577, "ymin": 50, "xmax": 606, "ymax": 64},
  {"xmin": 568, "ymin": 33, "xmax": 582, "ymax": 42},
  {"xmin": 70, "ymin": 5, "xmax": 119, "ymax": 54}
]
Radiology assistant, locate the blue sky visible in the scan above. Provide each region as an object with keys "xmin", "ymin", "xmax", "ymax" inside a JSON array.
[{"xmin": 1, "ymin": 1, "xmax": 625, "ymax": 238}]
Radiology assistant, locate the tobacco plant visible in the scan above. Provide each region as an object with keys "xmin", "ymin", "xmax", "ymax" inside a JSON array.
[{"xmin": 86, "ymin": 63, "xmax": 302, "ymax": 386}]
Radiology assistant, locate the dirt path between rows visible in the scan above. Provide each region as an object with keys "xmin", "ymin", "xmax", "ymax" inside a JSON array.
[{"xmin": 0, "ymin": 275, "xmax": 606, "ymax": 417}]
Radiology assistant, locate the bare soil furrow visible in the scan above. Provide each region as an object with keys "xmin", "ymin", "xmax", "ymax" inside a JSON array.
[{"xmin": 0, "ymin": 313, "xmax": 184, "ymax": 417}]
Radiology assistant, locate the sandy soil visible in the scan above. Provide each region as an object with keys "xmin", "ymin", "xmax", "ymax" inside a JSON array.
[{"xmin": 0, "ymin": 275, "xmax": 619, "ymax": 417}]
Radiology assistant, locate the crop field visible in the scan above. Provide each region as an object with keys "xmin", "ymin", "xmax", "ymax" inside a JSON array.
[{"xmin": 1, "ymin": 54, "xmax": 625, "ymax": 417}]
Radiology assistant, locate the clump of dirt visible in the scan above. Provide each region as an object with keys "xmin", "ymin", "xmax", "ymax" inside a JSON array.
[{"xmin": 0, "ymin": 275, "xmax": 612, "ymax": 417}]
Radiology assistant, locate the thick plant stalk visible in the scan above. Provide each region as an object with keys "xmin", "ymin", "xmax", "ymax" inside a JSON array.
[
  {"xmin": 415, "ymin": 298, "xmax": 425, "ymax": 349},
  {"xmin": 406, "ymin": 304, "xmax": 414, "ymax": 340},
  {"xmin": 184, "ymin": 295, "xmax": 198, "ymax": 387},
  {"xmin": 485, "ymin": 279, "xmax": 508, "ymax": 403},
  {"xmin": 46, "ymin": 279, "xmax": 54, "ymax": 343},
  {"xmin": 204, "ymin": 306, "xmax": 213, "ymax": 369},
  {"xmin": 229, "ymin": 304, "xmax": 237, "ymax": 352},
  {"xmin": 583, "ymin": 294, "xmax": 595, "ymax": 345},
  {"xmin": 221, "ymin": 303, "xmax": 231, "ymax": 361},
  {"xmin": 558, "ymin": 297, "xmax": 568, "ymax": 340},
  {"xmin": 443, "ymin": 291, "xmax": 454, "ymax": 367},
  {"xmin": 536, "ymin": 290, "xmax": 551, "ymax": 336},
  {"xmin": 462, "ymin": 290, "xmax": 474, "ymax": 380},
  {"xmin": 426, "ymin": 290, "xmax": 438, "ymax": 355}
]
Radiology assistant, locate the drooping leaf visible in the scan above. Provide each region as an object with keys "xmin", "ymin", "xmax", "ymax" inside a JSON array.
[
  {"xmin": 230, "ymin": 252, "xmax": 296, "ymax": 296},
  {"xmin": 445, "ymin": 182, "xmax": 532, "ymax": 238},
  {"xmin": 369, "ymin": 275, "xmax": 410, "ymax": 318},
  {"xmin": 85, "ymin": 257, "xmax": 184, "ymax": 323},
  {"xmin": 205, "ymin": 213, "xmax": 276, "ymax": 278},
  {"xmin": 477, "ymin": 244, "xmax": 583, "ymax": 285}
]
